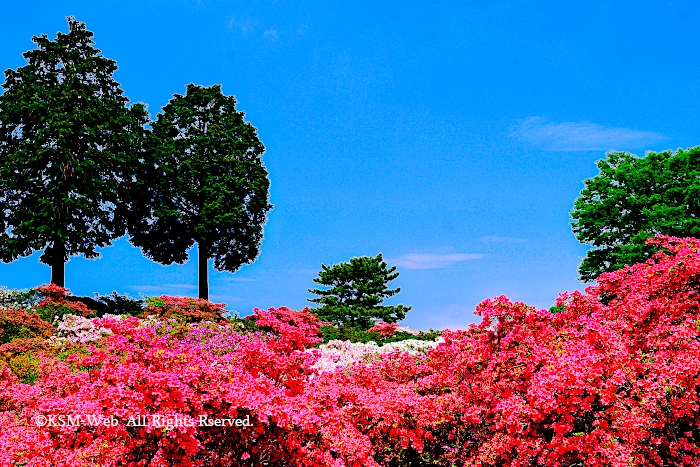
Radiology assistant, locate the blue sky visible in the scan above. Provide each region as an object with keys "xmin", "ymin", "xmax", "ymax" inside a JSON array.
[{"xmin": 1, "ymin": 1, "xmax": 698, "ymax": 330}]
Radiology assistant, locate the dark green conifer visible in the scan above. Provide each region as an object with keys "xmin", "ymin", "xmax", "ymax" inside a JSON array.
[
  {"xmin": 129, "ymin": 84, "xmax": 272, "ymax": 300},
  {"xmin": 0, "ymin": 17, "xmax": 149, "ymax": 286},
  {"xmin": 308, "ymin": 253, "xmax": 411, "ymax": 329}
]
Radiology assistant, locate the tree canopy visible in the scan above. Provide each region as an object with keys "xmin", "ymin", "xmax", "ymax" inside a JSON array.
[
  {"xmin": 128, "ymin": 84, "xmax": 273, "ymax": 300},
  {"xmin": 571, "ymin": 147, "xmax": 700, "ymax": 282},
  {"xmin": 0, "ymin": 16, "xmax": 149, "ymax": 287},
  {"xmin": 307, "ymin": 253, "xmax": 411, "ymax": 329}
]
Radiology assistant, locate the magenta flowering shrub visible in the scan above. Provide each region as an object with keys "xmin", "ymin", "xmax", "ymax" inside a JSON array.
[
  {"xmin": 179, "ymin": 321, "xmax": 249, "ymax": 355},
  {"xmin": 247, "ymin": 306, "xmax": 325, "ymax": 352},
  {"xmin": 1, "ymin": 235, "xmax": 700, "ymax": 465},
  {"xmin": 0, "ymin": 309, "xmax": 328, "ymax": 466}
]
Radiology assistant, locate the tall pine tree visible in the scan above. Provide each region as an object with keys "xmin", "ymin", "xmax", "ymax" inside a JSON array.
[
  {"xmin": 0, "ymin": 17, "xmax": 149, "ymax": 286},
  {"xmin": 307, "ymin": 253, "xmax": 411, "ymax": 329},
  {"xmin": 128, "ymin": 84, "xmax": 273, "ymax": 300}
]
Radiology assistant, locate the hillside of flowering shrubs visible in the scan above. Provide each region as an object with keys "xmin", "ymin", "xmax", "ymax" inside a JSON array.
[{"xmin": 1, "ymin": 234, "xmax": 700, "ymax": 466}]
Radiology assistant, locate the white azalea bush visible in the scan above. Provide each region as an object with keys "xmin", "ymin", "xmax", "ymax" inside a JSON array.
[
  {"xmin": 394, "ymin": 325, "xmax": 421, "ymax": 335},
  {"xmin": 0, "ymin": 286, "xmax": 37, "ymax": 312},
  {"xmin": 51, "ymin": 313, "xmax": 128, "ymax": 344},
  {"xmin": 310, "ymin": 336, "xmax": 445, "ymax": 374}
]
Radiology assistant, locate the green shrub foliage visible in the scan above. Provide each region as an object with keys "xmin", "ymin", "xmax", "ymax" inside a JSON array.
[
  {"xmin": 319, "ymin": 324, "xmax": 440, "ymax": 345},
  {"xmin": 92, "ymin": 292, "xmax": 145, "ymax": 317}
]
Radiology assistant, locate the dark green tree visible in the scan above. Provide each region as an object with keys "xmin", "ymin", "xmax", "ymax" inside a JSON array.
[
  {"xmin": 129, "ymin": 84, "xmax": 272, "ymax": 300},
  {"xmin": 571, "ymin": 147, "xmax": 700, "ymax": 282},
  {"xmin": 0, "ymin": 17, "xmax": 149, "ymax": 287},
  {"xmin": 307, "ymin": 253, "xmax": 411, "ymax": 329}
]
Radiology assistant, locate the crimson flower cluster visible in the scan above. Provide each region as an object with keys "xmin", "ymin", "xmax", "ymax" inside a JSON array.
[{"xmin": 367, "ymin": 321, "xmax": 399, "ymax": 338}]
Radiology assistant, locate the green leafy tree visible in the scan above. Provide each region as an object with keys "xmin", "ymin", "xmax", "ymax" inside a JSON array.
[
  {"xmin": 571, "ymin": 147, "xmax": 700, "ymax": 282},
  {"xmin": 307, "ymin": 253, "xmax": 411, "ymax": 329},
  {"xmin": 0, "ymin": 17, "xmax": 149, "ymax": 287},
  {"xmin": 129, "ymin": 84, "xmax": 272, "ymax": 300}
]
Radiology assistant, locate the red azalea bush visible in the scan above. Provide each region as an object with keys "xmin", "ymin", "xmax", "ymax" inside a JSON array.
[
  {"xmin": 33, "ymin": 283, "xmax": 95, "ymax": 323},
  {"xmin": 0, "ymin": 308, "xmax": 55, "ymax": 344},
  {"xmin": 368, "ymin": 321, "xmax": 399, "ymax": 338},
  {"xmin": 0, "ymin": 235, "xmax": 699, "ymax": 466},
  {"xmin": 407, "ymin": 235, "xmax": 700, "ymax": 466},
  {"xmin": 0, "ymin": 337, "xmax": 76, "ymax": 384},
  {"xmin": 248, "ymin": 306, "xmax": 326, "ymax": 352}
]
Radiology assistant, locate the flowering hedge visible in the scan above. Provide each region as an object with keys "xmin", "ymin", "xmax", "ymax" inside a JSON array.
[
  {"xmin": 0, "ymin": 308, "xmax": 55, "ymax": 344},
  {"xmin": 33, "ymin": 283, "xmax": 95, "ymax": 323},
  {"xmin": 0, "ymin": 286, "xmax": 37, "ymax": 311},
  {"xmin": 1, "ymin": 235, "xmax": 700, "ymax": 465},
  {"xmin": 311, "ymin": 337, "xmax": 444, "ymax": 374},
  {"xmin": 52, "ymin": 314, "xmax": 115, "ymax": 345},
  {"xmin": 141, "ymin": 295, "xmax": 228, "ymax": 324},
  {"xmin": 367, "ymin": 321, "xmax": 399, "ymax": 338}
]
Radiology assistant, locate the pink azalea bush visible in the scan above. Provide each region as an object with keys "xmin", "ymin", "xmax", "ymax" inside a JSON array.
[{"xmin": 0, "ymin": 235, "xmax": 699, "ymax": 465}]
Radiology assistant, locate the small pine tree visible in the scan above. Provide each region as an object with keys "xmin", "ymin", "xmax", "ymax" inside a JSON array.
[{"xmin": 307, "ymin": 253, "xmax": 411, "ymax": 329}]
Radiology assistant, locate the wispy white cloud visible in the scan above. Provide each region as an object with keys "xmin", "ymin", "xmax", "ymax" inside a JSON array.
[
  {"xmin": 226, "ymin": 16, "xmax": 255, "ymax": 35},
  {"xmin": 263, "ymin": 28, "xmax": 278, "ymax": 39},
  {"xmin": 219, "ymin": 277, "xmax": 254, "ymax": 283},
  {"xmin": 481, "ymin": 236, "xmax": 528, "ymax": 244},
  {"xmin": 129, "ymin": 285, "xmax": 161, "ymax": 294},
  {"xmin": 511, "ymin": 117, "xmax": 667, "ymax": 151},
  {"xmin": 129, "ymin": 284, "xmax": 197, "ymax": 295},
  {"xmin": 387, "ymin": 253, "xmax": 484, "ymax": 269},
  {"xmin": 160, "ymin": 283, "xmax": 197, "ymax": 289}
]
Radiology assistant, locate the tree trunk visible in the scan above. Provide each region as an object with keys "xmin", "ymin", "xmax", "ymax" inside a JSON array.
[
  {"xmin": 51, "ymin": 238, "xmax": 66, "ymax": 287},
  {"xmin": 198, "ymin": 242, "xmax": 208, "ymax": 300}
]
